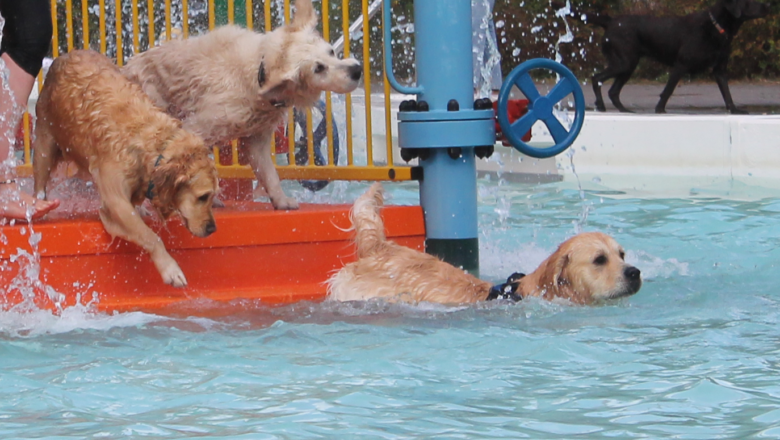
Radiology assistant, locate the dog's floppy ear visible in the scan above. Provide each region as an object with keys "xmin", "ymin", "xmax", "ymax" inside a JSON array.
[
  {"xmin": 257, "ymin": 54, "xmax": 302, "ymax": 106},
  {"xmin": 260, "ymin": 78, "xmax": 297, "ymax": 105},
  {"xmin": 538, "ymin": 248, "xmax": 570, "ymax": 297},
  {"xmin": 151, "ymin": 159, "xmax": 189, "ymax": 218},
  {"xmin": 723, "ymin": 0, "xmax": 745, "ymax": 18},
  {"xmin": 551, "ymin": 252, "xmax": 570, "ymax": 288},
  {"xmin": 290, "ymin": 0, "xmax": 317, "ymax": 31},
  {"xmin": 259, "ymin": 70, "xmax": 300, "ymax": 106}
]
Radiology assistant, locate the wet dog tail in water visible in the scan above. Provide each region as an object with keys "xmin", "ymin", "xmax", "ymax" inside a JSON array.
[
  {"xmin": 351, "ymin": 182, "xmax": 387, "ymax": 259},
  {"xmin": 551, "ymin": 1, "xmax": 612, "ymax": 28},
  {"xmin": 329, "ymin": 182, "xmax": 494, "ymax": 304}
]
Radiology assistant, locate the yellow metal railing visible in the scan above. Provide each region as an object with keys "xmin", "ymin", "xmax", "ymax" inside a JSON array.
[{"xmin": 13, "ymin": 0, "xmax": 413, "ymax": 182}]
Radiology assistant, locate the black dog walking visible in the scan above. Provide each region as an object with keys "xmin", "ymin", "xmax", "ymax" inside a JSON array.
[{"xmin": 557, "ymin": 0, "xmax": 770, "ymax": 114}]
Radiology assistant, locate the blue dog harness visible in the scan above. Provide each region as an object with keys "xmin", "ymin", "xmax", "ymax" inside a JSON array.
[{"xmin": 487, "ymin": 272, "xmax": 525, "ymax": 302}]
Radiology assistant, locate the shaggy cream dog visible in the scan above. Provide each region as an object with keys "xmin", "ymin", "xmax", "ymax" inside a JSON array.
[
  {"xmin": 122, "ymin": 0, "xmax": 362, "ymax": 210},
  {"xmin": 33, "ymin": 50, "xmax": 219, "ymax": 288},
  {"xmin": 328, "ymin": 183, "xmax": 643, "ymax": 305}
]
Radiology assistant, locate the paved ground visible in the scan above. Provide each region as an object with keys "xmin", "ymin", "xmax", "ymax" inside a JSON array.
[
  {"xmin": 576, "ymin": 80, "xmax": 780, "ymax": 115},
  {"xmin": 362, "ymin": 80, "xmax": 780, "ymax": 115}
]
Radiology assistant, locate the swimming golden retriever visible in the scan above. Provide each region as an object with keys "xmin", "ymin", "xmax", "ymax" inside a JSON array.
[
  {"xmin": 33, "ymin": 50, "xmax": 219, "ymax": 288},
  {"xmin": 122, "ymin": 0, "xmax": 362, "ymax": 210},
  {"xmin": 328, "ymin": 183, "xmax": 642, "ymax": 305}
]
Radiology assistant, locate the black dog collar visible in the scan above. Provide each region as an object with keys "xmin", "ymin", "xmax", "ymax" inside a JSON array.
[
  {"xmin": 709, "ymin": 11, "xmax": 726, "ymax": 35},
  {"xmin": 487, "ymin": 272, "xmax": 525, "ymax": 302},
  {"xmin": 146, "ymin": 153, "xmax": 166, "ymax": 200}
]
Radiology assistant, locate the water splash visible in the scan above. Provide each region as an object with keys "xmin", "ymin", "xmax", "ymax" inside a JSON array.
[
  {"xmin": 1, "ymin": 217, "xmax": 101, "ymax": 318},
  {"xmin": 474, "ymin": 0, "xmax": 502, "ymax": 99},
  {"xmin": 0, "ymin": 51, "xmax": 22, "ymax": 187},
  {"xmin": 0, "ymin": 18, "xmax": 102, "ymax": 324},
  {"xmin": 553, "ymin": 0, "xmax": 574, "ymax": 64},
  {"xmin": 273, "ymin": 0, "xmax": 287, "ymax": 25},
  {"xmin": 550, "ymin": 1, "xmax": 578, "ymax": 131},
  {"xmin": 0, "ymin": 18, "xmax": 40, "ymax": 225},
  {"xmin": 0, "ymin": 305, "xmax": 164, "ymax": 338},
  {"xmin": 562, "ymin": 147, "xmax": 593, "ymax": 233},
  {"xmin": 628, "ymin": 250, "xmax": 691, "ymax": 280}
]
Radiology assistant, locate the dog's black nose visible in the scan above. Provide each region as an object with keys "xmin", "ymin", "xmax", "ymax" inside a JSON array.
[
  {"xmin": 624, "ymin": 266, "xmax": 641, "ymax": 280},
  {"xmin": 205, "ymin": 221, "xmax": 217, "ymax": 236},
  {"xmin": 348, "ymin": 64, "xmax": 362, "ymax": 82}
]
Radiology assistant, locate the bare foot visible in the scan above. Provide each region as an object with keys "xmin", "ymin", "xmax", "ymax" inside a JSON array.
[{"xmin": 0, "ymin": 181, "xmax": 60, "ymax": 221}]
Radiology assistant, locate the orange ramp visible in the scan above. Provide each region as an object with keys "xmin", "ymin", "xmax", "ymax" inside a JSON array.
[{"xmin": 0, "ymin": 201, "xmax": 425, "ymax": 314}]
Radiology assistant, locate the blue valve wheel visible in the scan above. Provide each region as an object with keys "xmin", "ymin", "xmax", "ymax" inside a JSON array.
[{"xmin": 497, "ymin": 58, "xmax": 585, "ymax": 159}]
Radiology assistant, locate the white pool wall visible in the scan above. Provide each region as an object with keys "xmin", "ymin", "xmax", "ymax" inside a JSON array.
[
  {"xmin": 364, "ymin": 96, "xmax": 780, "ymax": 196},
  {"xmin": 545, "ymin": 113, "xmax": 780, "ymax": 197}
]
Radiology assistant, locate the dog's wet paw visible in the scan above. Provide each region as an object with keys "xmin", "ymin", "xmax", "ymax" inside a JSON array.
[
  {"xmin": 273, "ymin": 196, "xmax": 299, "ymax": 210},
  {"xmin": 161, "ymin": 263, "xmax": 188, "ymax": 287}
]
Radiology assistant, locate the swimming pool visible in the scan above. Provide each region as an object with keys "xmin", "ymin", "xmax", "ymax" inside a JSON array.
[{"xmin": 2, "ymin": 178, "xmax": 780, "ymax": 439}]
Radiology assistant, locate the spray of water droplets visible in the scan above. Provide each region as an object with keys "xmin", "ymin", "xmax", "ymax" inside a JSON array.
[
  {"xmin": 474, "ymin": 0, "xmax": 502, "ymax": 99},
  {"xmin": 0, "ymin": 15, "xmax": 102, "ymax": 318}
]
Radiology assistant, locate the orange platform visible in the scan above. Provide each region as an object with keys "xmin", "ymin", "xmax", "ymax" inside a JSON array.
[{"xmin": 0, "ymin": 201, "xmax": 425, "ymax": 314}]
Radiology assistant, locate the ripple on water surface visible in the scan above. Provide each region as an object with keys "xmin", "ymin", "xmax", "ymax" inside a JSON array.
[{"xmin": 2, "ymin": 180, "xmax": 780, "ymax": 439}]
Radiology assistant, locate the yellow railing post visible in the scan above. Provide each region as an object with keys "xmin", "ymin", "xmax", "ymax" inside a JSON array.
[
  {"xmin": 99, "ymin": 0, "xmax": 107, "ymax": 53},
  {"xmin": 361, "ymin": 0, "xmax": 373, "ymax": 166},
  {"xmin": 342, "ymin": 0, "xmax": 354, "ymax": 166},
  {"xmin": 51, "ymin": 0, "xmax": 60, "ymax": 58},
  {"xmin": 264, "ymin": 0, "xmax": 275, "ymax": 160},
  {"xmin": 23, "ymin": 113, "xmax": 31, "ymax": 167},
  {"xmin": 148, "ymin": 0, "xmax": 156, "ymax": 47},
  {"xmin": 183, "ymin": 0, "xmax": 189, "ymax": 37},
  {"xmin": 323, "ymin": 0, "xmax": 335, "ymax": 167},
  {"xmin": 165, "ymin": 0, "xmax": 172, "ymax": 40},
  {"xmin": 246, "ymin": 0, "xmax": 253, "ymax": 30},
  {"xmin": 284, "ymin": 0, "xmax": 295, "ymax": 166},
  {"xmin": 82, "ymin": 0, "xmax": 90, "ymax": 49},
  {"xmin": 66, "ymin": 0, "xmax": 74, "ymax": 51},
  {"xmin": 264, "ymin": 0, "xmax": 271, "ymax": 31},
  {"xmin": 115, "ymin": 0, "xmax": 123, "ymax": 66},
  {"xmin": 305, "ymin": 108, "xmax": 314, "ymax": 166},
  {"xmin": 132, "ymin": 0, "xmax": 140, "ymax": 53},
  {"xmin": 381, "ymin": 0, "xmax": 394, "ymax": 167},
  {"xmin": 208, "ymin": 0, "xmax": 215, "ymax": 29}
]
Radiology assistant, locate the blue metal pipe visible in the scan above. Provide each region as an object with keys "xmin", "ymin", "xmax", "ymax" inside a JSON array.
[
  {"xmin": 419, "ymin": 148, "xmax": 478, "ymax": 240},
  {"xmin": 385, "ymin": 0, "xmax": 494, "ymax": 275},
  {"xmin": 413, "ymin": 0, "xmax": 473, "ymax": 109}
]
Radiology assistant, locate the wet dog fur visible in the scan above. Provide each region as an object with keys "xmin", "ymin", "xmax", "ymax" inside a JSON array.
[
  {"xmin": 327, "ymin": 183, "xmax": 642, "ymax": 305},
  {"xmin": 33, "ymin": 50, "xmax": 219, "ymax": 288},
  {"xmin": 122, "ymin": 0, "xmax": 362, "ymax": 210}
]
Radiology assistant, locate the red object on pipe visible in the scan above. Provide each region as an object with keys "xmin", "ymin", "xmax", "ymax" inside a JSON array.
[{"xmin": 493, "ymin": 99, "xmax": 532, "ymax": 146}]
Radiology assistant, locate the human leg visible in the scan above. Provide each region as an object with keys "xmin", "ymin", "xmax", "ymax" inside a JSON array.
[{"xmin": 0, "ymin": 0, "xmax": 59, "ymax": 220}]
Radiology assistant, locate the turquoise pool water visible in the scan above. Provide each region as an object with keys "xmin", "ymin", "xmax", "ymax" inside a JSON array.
[{"xmin": 3, "ymin": 179, "xmax": 780, "ymax": 439}]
